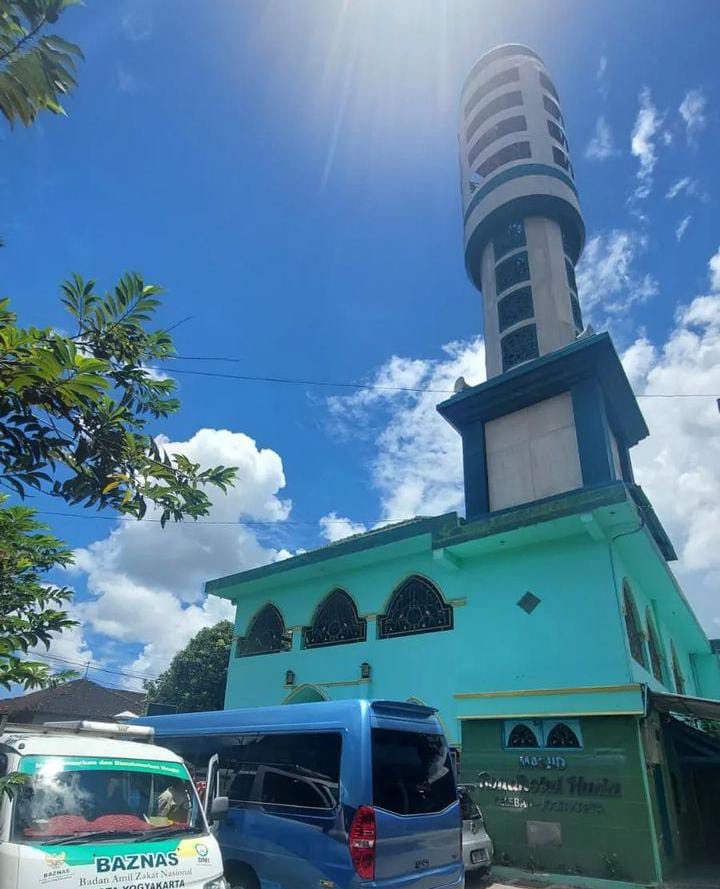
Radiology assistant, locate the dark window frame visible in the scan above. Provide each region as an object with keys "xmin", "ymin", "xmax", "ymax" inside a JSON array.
[
  {"xmin": 464, "ymin": 66, "xmax": 520, "ymax": 118},
  {"xmin": 493, "ymin": 219, "xmax": 526, "ymax": 261},
  {"xmin": 646, "ymin": 611, "xmax": 665, "ymax": 684},
  {"xmin": 506, "ymin": 723, "xmax": 540, "ymax": 748},
  {"xmin": 501, "ymin": 323, "xmax": 539, "ymax": 371},
  {"xmin": 543, "ymin": 94, "xmax": 563, "ymax": 123},
  {"xmin": 553, "ymin": 145, "xmax": 570, "ymax": 171},
  {"xmin": 623, "ymin": 582, "xmax": 648, "ymax": 669},
  {"xmin": 220, "ymin": 731, "xmax": 343, "ymax": 813},
  {"xmin": 476, "ymin": 140, "xmax": 531, "ymax": 180},
  {"xmin": 547, "ymin": 119, "xmax": 567, "ymax": 149},
  {"xmin": 498, "ymin": 286, "xmax": 534, "ymax": 333},
  {"xmin": 466, "ymin": 90, "xmax": 523, "ymax": 143},
  {"xmin": 377, "ymin": 575, "xmax": 453, "ymax": 640},
  {"xmin": 671, "ymin": 642, "xmax": 686, "ymax": 695},
  {"xmin": 372, "ymin": 728, "xmax": 456, "ymax": 816},
  {"xmin": 495, "ymin": 250, "xmax": 530, "ymax": 295},
  {"xmin": 546, "ymin": 722, "xmax": 581, "ymax": 749},
  {"xmin": 539, "ymin": 71, "xmax": 560, "ymax": 102},
  {"xmin": 468, "ymin": 115, "xmax": 527, "ymax": 167},
  {"xmin": 303, "ymin": 588, "xmax": 367, "ymax": 649},
  {"xmin": 236, "ymin": 603, "xmax": 290, "ymax": 658}
]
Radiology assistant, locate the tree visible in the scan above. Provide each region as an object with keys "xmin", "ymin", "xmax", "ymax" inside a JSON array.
[
  {"xmin": 0, "ymin": 499, "xmax": 76, "ymax": 689},
  {"xmin": 145, "ymin": 622, "xmax": 234, "ymax": 714},
  {"xmin": 0, "ymin": 0, "xmax": 82, "ymax": 126},
  {"xmin": 0, "ymin": 276, "xmax": 238, "ymax": 691}
]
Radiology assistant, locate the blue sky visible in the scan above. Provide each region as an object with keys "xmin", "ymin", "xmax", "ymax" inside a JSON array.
[{"xmin": 3, "ymin": 0, "xmax": 720, "ymax": 688}]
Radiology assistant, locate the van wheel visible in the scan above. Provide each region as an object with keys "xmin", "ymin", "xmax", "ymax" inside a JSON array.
[{"xmin": 225, "ymin": 863, "xmax": 259, "ymax": 889}]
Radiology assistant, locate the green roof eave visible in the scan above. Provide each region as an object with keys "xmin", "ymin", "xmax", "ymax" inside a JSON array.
[
  {"xmin": 206, "ymin": 513, "xmax": 460, "ymax": 600},
  {"xmin": 433, "ymin": 482, "xmax": 631, "ymax": 553}
]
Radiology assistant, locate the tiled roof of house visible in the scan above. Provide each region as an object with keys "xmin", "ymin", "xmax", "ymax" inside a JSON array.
[{"xmin": 0, "ymin": 678, "xmax": 146, "ymax": 719}]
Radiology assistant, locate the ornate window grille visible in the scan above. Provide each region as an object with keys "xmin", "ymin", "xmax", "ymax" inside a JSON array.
[
  {"xmin": 303, "ymin": 589, "xmax": 367, "ymax": 649},
  {"xmin": 495, "ymin": 250, "xmax": 530, "ymax": 295},
  {"xmin": 500, "ymin": 323, "xmax": 539, "ymax": 371},
  {"xmin": 546, "ymin": 722, "xmax": 581, "ymax": 748},
  {"xmin": 646, "ymin": 611, "xmax": 665, "ymax": 684},
  {"xmin": 671, "ymin": 642, "xmax": 686, "ymax": 695},
  {"xmin": 623, "ymin": 582, "xmax": 647, "ymax": 668},
  {"xmin": 377, "ymin": 576, "xmax": 453, "ymax": 639},
  {"xmin": 236, "ymin": 604, "xmax": 290, "ymax": 658},
  {"xmin": 507, "ymin": 723, "xmax": 539, "ymax": 748},
  {"xmin": 498, "ymin": 286, "xmax": 534, "ymax": 332}
]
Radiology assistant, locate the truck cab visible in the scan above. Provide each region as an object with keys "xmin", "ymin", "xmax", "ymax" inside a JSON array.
[{"xmin": 0, "ymin": 719, "xmax": 226, "ymax": 889}]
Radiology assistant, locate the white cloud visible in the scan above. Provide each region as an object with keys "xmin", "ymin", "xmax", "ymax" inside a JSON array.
[
  {"xmin": 575, "ymin": 230, "xmax": 658, "ymax": 329},
  {"xmin": 596, "ymin": 54, "xmax": 608, "ymax": 94},
  {"xmin": 117, "ymin": 64, "xmax": 143, "ymax": 94},
  {"xmin": 710, "ymin": 249, "xmax": 720, "ymax": 292},
  {"xmin": 624, "ymin": 246, "xmax": 720, "ymax": 632},
  {"xmin": 328, "ymin": 339, "xmax": 485, "ymax": 522},
  {"xmin": 31, "ymin": 599, "xmax": 96, "ymax": 672},
  {"xmin": 675, "ymin": 215, "xmax": 692, "ymax": 242},
  {"xmin": 665, "ymin": 176, "xmax": 697, "ymax": 200},
  {"xmin": 585, "ymin": 116, "xmax": 617, "ymax": 161},
  {"xmin": 121, "ymin": 2, "xmax": 154, "ymax": 41},
  {"xmin": 323, "ymin": 249, "xmax": 720, "ymax": 635},
  {"xmin": 319, "ymin": 513, "xmax": 368, "ymax": 543},
  {"xmin": 679, "ymin": 88, "xmax": 707, "ymax": 145},
  {"xmin": 72, "ymin": 428, "xmax": 291, "ymax": 680},
  {"xmin": 630, "ymin": 88, "xmax": 662, "ymax": 200}
]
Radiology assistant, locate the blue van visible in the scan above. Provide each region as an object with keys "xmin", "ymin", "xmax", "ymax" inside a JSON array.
[{"xmin": 138, "ymin": 699, "xmax": 463, "ymax": 889}]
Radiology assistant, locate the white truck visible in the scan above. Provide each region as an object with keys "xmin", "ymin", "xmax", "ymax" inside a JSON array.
[{"xmin": 0, "ymin": 719, "xmax": 227, "ymax": 889}]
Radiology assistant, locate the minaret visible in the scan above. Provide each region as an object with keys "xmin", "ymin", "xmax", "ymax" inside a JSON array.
[
  {"xmin": 459, "ymin": 44, "xmax": 585, "ymax": 378},
  {"xmin": 439, "ymin": 45, "xmax": 648, "ymax": 520}
]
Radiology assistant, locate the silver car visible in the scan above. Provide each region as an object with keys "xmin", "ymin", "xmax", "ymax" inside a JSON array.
[{"xmin": 459, "ymin": 786, "xmax": 493, "ymax": 878}]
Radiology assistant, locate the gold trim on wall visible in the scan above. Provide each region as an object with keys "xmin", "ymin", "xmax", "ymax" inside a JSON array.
[
  {"xmin": 454, "ymin": 683, "xmax": 641, "ymax": 700},
  {"xmin": 459, "ymin": 709, "xmax": 644, "ymax": 720},
  {"xmin": 317, "ymin": 677, "xmax": 371, "ymax": 689}
]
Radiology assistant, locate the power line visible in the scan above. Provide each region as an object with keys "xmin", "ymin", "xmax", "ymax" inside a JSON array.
[
  {"xmin": 161, "ymin": 359, "xmax": 718, "ymax": 399},
  {"xmin": 36, "ymin": 509, "xmax": 374, "ymax": 528},
  {"xmin": 26, "ymin": 650, "xmax": 159, "ymax": 683},
  {"xmin": 162, "ymin": 365, "xmax": 446, "ymax": 394}
]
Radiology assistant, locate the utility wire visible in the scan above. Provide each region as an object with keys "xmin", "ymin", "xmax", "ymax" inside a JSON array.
[
  {"xmin": 36, "ymin": 509, "xmax": 376, "ymax": 527},
  {"xmin": 25, "ymin": 650, "xmax": 159, "ymax": 683},
  {"xmin": 161, "ymin": 358, "xmax": 718, "ymax": 399}
]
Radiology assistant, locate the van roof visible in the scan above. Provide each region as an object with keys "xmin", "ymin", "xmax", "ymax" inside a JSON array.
[
  {"xmin": 137, "ymin": 699, "xmax": 438, "ymax": 738},
  {"xmin": 0, "ymin": 731, "xmax": 185, "ymax": 763}
]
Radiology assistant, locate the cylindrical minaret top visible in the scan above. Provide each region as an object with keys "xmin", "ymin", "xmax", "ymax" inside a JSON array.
[{"xmin": 459, "ymin": 44, "xmax": 586, "ymax": 379}]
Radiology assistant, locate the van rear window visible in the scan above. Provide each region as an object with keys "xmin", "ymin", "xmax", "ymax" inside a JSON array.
[
  {"xmin": 372, "ymin": 729, "xmax": 456, "ymax": 815},
  {"xmin": 219, "ymin": 732, "xmax": 341, "ymax": 811}
]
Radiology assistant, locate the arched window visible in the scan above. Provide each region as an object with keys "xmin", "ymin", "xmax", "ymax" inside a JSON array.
[
  {"xmin": 623, "ymin": 582, "xmax": 647, "ymax": 668},
  {"xmin": 546, "ymin": 722, "xmax": 581, "ymax": 748},
  {"xmin": 671, "ymin": 642, "xmax": 686, "ymax": 695},
  {"xmin": 378, "ymin": 576, "xmax": 453, "ymax": 639},
  {"xmin": 507, "ymin": 723, "xmax": 539, "ymax": 748},
  {"xmin": 236, "ymin": 604, "xmax": 289, "ymax": 658},
  {"xmin": 303, "ymin": 589, "xmax": 366, "ymax": 648},
  {"xmin": 646, "ymin": 610, "xmax": 665, "ymax": 684}
]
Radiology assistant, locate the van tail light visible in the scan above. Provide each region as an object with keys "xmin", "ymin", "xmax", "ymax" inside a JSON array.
[{"xmin": 349, "ymin": 805, "xmax": 376, "ymax": 881}]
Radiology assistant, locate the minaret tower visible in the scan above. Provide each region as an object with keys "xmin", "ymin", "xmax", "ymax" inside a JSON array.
[
  {"xmin": 439, "ymin": 45, "xmax": 648, "ymax": 520},
  {"xmin": 459, "ymin": 44, "xmax": 585, "ymax": 378}
]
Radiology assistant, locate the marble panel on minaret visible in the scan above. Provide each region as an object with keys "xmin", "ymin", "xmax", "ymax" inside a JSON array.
[{"xmin": 485, "ymin": 391, "xmax": 582, "ymax": 510}]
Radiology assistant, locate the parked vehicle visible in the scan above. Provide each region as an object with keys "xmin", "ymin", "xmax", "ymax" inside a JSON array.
[
  {"xmin": 459, "ymin": 786, "xmax": 492, "ymax": 879},
  {"xmin": 139, "ymin": 699, "xmax": 464, "ymax": 889},
  {"xmin": 0, "ymin": 719, "xmax": 226, "ymax": 889}
]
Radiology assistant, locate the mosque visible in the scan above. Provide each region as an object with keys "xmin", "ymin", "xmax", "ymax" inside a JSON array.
[{"xmin": 208, "ymin": 45, "xmax": 720, "ymax": 886}]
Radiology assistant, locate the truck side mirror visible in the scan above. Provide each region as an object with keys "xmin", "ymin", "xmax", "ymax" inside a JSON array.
[{"xmin": 210, "ymin": 795, "xmax": 228, "ymax": 820}]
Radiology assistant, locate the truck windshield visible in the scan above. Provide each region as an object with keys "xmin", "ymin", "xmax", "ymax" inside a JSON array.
[{"xmin": 12, "ymin": 755, "xmax": 204, "ymax": 843}]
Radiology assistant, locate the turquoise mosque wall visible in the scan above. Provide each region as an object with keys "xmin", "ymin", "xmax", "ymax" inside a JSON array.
[{"xmin": 219, "ymin": 494, "xmax": 719, "ymax": 743}]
